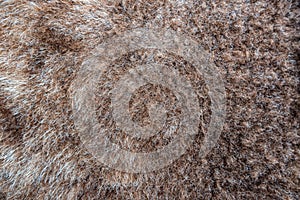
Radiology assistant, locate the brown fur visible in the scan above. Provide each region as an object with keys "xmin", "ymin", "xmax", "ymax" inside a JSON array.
[{"xmin": 0, "ymin": 0, "xmax": 299, "ymax": 199}]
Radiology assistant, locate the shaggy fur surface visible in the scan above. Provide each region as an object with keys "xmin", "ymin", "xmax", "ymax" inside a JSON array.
[{"xmin": 0, "ymin": 0, "xmax": 299, "ymax": 199}]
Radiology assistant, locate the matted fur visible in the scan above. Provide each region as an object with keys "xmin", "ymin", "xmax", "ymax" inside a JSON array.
[{"xmin": 0, "ymin": 0, "xmax": 299, "ymax": 199}]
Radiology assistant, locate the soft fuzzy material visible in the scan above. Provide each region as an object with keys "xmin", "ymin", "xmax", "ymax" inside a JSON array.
[{"xmin": 0, "ymin": 0, "xmax": 299, "ymax": 199}]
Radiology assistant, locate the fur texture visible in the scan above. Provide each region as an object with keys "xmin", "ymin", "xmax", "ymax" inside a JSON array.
[{"xmin": 0, "ymin": 0, "xmax": 299, "ymax": 199}]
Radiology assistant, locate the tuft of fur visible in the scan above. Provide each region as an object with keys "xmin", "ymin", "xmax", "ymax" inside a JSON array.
[{"xmin": 0, "ymin": 0, "xmax": 299, "ymax": 199}]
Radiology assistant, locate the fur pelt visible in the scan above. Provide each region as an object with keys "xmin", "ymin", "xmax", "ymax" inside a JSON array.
[{"xmin": 0, "ymin": 0, "xmax": 299, "ymax": 199}]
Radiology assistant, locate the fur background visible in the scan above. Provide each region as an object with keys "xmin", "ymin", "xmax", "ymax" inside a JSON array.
[{"xmin": 0, "ymin": 0, "xmax": 299, "ymax": 199}]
